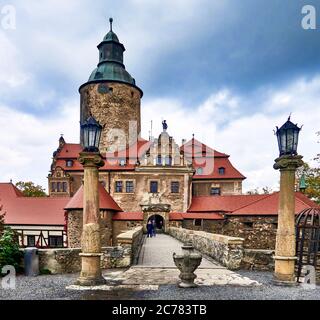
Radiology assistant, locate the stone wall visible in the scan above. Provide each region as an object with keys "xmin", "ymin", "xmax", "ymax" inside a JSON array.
[
  {"xmin": 80, "ymin": 82, "xmax": 141, "ymax": 153},
  {"xmin": 168, "ymin": 227, "xmax": 244, "ymax": 270},
  {"xmin": 36, "ymin": 226, "xmax": 143, "ymax": 274},
  {"xmin": 222, "ymin": 216, "xmax": 277, "ymax": 250},
  {"xmin": 182, "ymin": 219, "xmax": 224, "ymax": 234},
  {"xmin": 241, "ymin": 249, "xmax": 275, "ymax": 271},
  {"xmin": 112, "ymin": 220, "xmax": 143, "ymax": 245},
  {"xmin": 180, "ymin": 216, "xmax": 278, "ymax": 250},
  {"xmin": 67, "ymin": 209, "xmax": 116, "ymax": 248},
  {"xmin": 116, "ymin": 226, "xmax": 144, "ymax": 264}
]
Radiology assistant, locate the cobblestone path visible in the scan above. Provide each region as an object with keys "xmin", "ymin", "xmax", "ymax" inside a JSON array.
[{"xmin": 136, "ymin": 234, "xmax": 219, "ymax": 268}]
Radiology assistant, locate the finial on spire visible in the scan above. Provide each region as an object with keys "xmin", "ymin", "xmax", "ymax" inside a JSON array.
[
  {"xmin": 288, "ymin": 112, "xmax": 292, "ymax": 121},
  {"xmin": 109, "ymin": 17, "xmax": 113, "ymax": 31}
]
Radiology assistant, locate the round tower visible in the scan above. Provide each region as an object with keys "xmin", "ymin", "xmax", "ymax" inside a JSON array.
[{"xmin": 79, "ymin": 18, "xmax": 143, "ymax": 152}]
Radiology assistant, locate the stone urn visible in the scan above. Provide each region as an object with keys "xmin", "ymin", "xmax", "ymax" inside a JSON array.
[{"xmin": 173, "ymin": 242, "xmax": 202, "ymax": 288}]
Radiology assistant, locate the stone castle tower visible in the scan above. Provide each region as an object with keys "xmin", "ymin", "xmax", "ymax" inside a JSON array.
[{"xmin": 79, "ymin": 18, "xmax": 143, "ymax": 152}]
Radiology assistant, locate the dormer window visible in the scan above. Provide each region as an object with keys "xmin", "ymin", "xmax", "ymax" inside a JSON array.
[
  {"xmin": 196, "ymin": 167, "xmax": 203, "ymax": 175},
  {"xmin": 66, "ymin": 160, "xmax": 74, "ymax": 167},
  {"xmin": 119, "ymin": 158, "xmax": 126, "ymax": 167},
  {"xmin": 218, "ymin": 167, "xmax": 225, "ymax": 175}
]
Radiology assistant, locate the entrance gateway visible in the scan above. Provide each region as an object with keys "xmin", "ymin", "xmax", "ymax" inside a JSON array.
[{"xmin": 141, "ymin": 203, "xmax": 171, "ymax": 233}]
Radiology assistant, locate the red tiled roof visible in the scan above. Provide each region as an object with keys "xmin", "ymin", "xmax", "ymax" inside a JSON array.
[
  {"xmin": 180, "ymin": 139, "xmax": 245, "ymax": 180},
  {"xmin": 0, "ymin": 183, "xmax": 69, "ymax": 225},
  {"xmin": 112, "ymin": 212, "xmax": 143, "ymax": 221},
  {"xmin": 65, "ymin": 183, "xmax": 122, "ymax": 211},
  {"xmin": 181, "ymin": 138, "xmax": 228, "ymax": 157},
  {"xmin": 169, "ymin": 212, "xmax": 224, "ymax": 220},
  {"xmin": 192, "ymin": 157, "xmax": 246, "ymax": 180},
  {"xmin": 231, "ymin": 192, "xmax": 317, "ymax": 215},
  {"xmin": 0, "ymin": 183, "xmax": 24, "ymax": 198},
  {"xmin": 189, "ymin": 194, "xmax": 268, "ymax": 213},
  {"xmin": 54, "ymin": 140, "xmax": 151, "ymax": 172},
  {"xmin": 189, "ymin": 192, "xmax": 318, "ymax": 216}
]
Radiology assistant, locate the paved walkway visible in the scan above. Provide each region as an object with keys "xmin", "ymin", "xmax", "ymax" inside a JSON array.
[{"xmin": 137, "ymin": 234, "xmax": 219, "ymax": 268}]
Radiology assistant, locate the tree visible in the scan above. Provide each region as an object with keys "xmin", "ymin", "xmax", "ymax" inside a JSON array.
[
  {"xmin": 296, "ymin": 162, "xmax": 320, "ymax": 204},
  {"xmin": 0, "ymin": 228, "xmax": 22, "ymax": 272},
  {"xmin": 247, "ymin": 186, "xmax": 272, "ymax": 195},
  {"xmin": 15, "ymin": 181, "xmax": 47, "ymax": 197},
  {"xmin": 0, "ymin": 204, "xmax": 5, "ymax": 236}
]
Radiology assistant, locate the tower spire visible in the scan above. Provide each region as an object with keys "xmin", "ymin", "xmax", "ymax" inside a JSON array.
[{"xmin": 109, "ymin": 17, "xmax": 113, "ymax": 32}]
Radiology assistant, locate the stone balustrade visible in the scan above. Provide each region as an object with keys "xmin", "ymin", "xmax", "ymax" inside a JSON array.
[
  {"xmin": 33, "ymin": 226, "xmax": 143, "ymax": 274},
  {"xmin": 168, "ymin": 227, "xmax": 244, "ymax": 270}
]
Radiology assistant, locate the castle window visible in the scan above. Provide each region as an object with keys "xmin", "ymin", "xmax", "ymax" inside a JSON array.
[
  {"xmin": 194, "ymin": 219, "xmax": 202, "ymax": 227},
  {"xmin": 150, "ymin": 181, "xmax": 158, "ymax": 193},
  {"xmin": 165, "ymin": 156, "xmax": 172, "ymax": 166},
  {"xmin": 210, "ymin": 188, "xmax": 221, "ymax": 196},
  {"xmin": 48, "ymin": 236, "xmax": 63, "ymax": 248},
  {"xmin": 196, "ymin": 167, "xmax": 203, "ymax": 175},
  {"xmin": 243, "ymin": 222, "xmax": 254, "ymax": 229},
  {"xmin": 115, "ymin": 181, "xmax": 123, "ymax": 193},
  {"xmin": 51, "ymin": 182, "xmax": 56, "ymax": 192},
  {"xmin": 56, "ymin": 182, "xmax": 61, "ymax": 192},
  {"xmin": 66, "ymin": 160, "xmax": 73, "ymax": 167},
  {"xmin": 126, "ymin": 181, "xmax": 134, "ymax": 193},
  {"xmin": 27, "ymin": 235, "xmax": 35, "ymax": 247},
  {"xmin": 218, "ymin": 167, "xmax": 226, "ymax": 175},
  {"xmin": 119, "ymin": 158, "xmax": 126, "ymax": 167},
  {"xmin": 62, "ymin": 182, "xmax": 67, "ymax": 193},
  {"xmin": 157, "ymin": 155, "xmax": 162, "ymax": 166},
  {"xmin": 171, "ymin": 181, "xmax": 180, "ymax": 193}
]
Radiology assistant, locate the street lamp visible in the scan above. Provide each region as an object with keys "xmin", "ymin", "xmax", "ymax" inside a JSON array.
[
  {"xmin": 275, "ymin": 116, "xmax": 302, "ymax": 157},
  {"xmin": 81, "ymin": 116, "xmax": 103, "ymax": 152},
  {"xmin": 76, "ymin": 116, "xmax": 106, "ymax": 286},
  {"xmin": 273, "ymin": 116, "xmax": 304, "ymax": 286}
]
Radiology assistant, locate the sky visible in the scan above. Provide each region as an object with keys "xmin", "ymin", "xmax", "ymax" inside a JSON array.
[{"xmin": 0, "ymin": 0, "xmax": 319, "ymax": 193}]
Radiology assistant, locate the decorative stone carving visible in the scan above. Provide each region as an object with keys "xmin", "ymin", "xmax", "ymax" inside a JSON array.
[
  {"xmin": 173, "ymin": 242, "xmax": 202, "ymax": 288},
  {"xmin": 81, "ymin": 223, "xmax": 101, "ymax": 253}
]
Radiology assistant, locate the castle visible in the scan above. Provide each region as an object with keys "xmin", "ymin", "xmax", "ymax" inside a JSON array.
[
  {"xmin": 47, "ymin": 20, "xmax": 245, "ymax": 233},
  {"xmin": 0, "ymin": 20, "xmax": 315, "ymax": 251}
]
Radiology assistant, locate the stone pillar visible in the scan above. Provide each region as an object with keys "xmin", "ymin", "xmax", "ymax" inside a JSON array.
[
  {"xmin": 76, "ymin": 152, "xmax": 106, "ymax": 286},
  {"xmin": 273, "ymin": 155, "xmax": 303, "ymax": 285}
]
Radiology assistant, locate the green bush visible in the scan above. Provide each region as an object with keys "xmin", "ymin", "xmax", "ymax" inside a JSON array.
[
  {"xmin": 0, "ymin": 228, "xmax": 22, "ymax": 274},
  {"xmin": 40, "ymin": 269, "xmax": 52, "ymax": 275}
]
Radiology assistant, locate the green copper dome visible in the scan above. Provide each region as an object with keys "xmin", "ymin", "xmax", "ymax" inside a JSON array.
[
  {"xmin": 80, "ymin": 18, "xmax": 143, "ymax": 96},
  {"xmin": 88, "ymin": 63, "xmax": 135, "ymax": 84},
  {"xmin": 103, "ymin": 30, "xmax": 119, "ymax": 42}
]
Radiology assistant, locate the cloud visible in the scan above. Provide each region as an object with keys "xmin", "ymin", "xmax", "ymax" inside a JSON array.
[
  {"xmin": 0, "ymin": 1, "xmax": 319, "ymax": 194},
  {"xmin": 0, "ymin": 99, "xmax": 79, "ymax": 189},
  {"xmin": 142, "ymin": 75, "xmax": 320, "ymax": 192}
]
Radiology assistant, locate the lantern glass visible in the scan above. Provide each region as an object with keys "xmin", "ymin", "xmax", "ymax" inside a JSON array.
[
  {"xmin": 81, "ymin": 116, "xmax": 103, "ymax": 152},
  {"xmin": 275, "ymin": 117, "xmax": 301, "ymax": 156}
]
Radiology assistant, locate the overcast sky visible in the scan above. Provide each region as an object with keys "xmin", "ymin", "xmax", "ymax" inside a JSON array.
[{"xmin": 0, "ymin": 0, "xmax": 319, "ymax": 192}]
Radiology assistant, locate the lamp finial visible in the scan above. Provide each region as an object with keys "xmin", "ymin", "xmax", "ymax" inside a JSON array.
[{"xmin": 109, "ymin": 17, "xmax": 113, "ymax": 31}]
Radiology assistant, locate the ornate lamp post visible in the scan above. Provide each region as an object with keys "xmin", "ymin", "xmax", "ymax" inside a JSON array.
[
  {"xmin": 273, "ymin": 116, "xmax": 303, "ymax": 285},
  {"xmin": 76, "ymin": 116, "xmax": 106, "ymax": 286}
]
